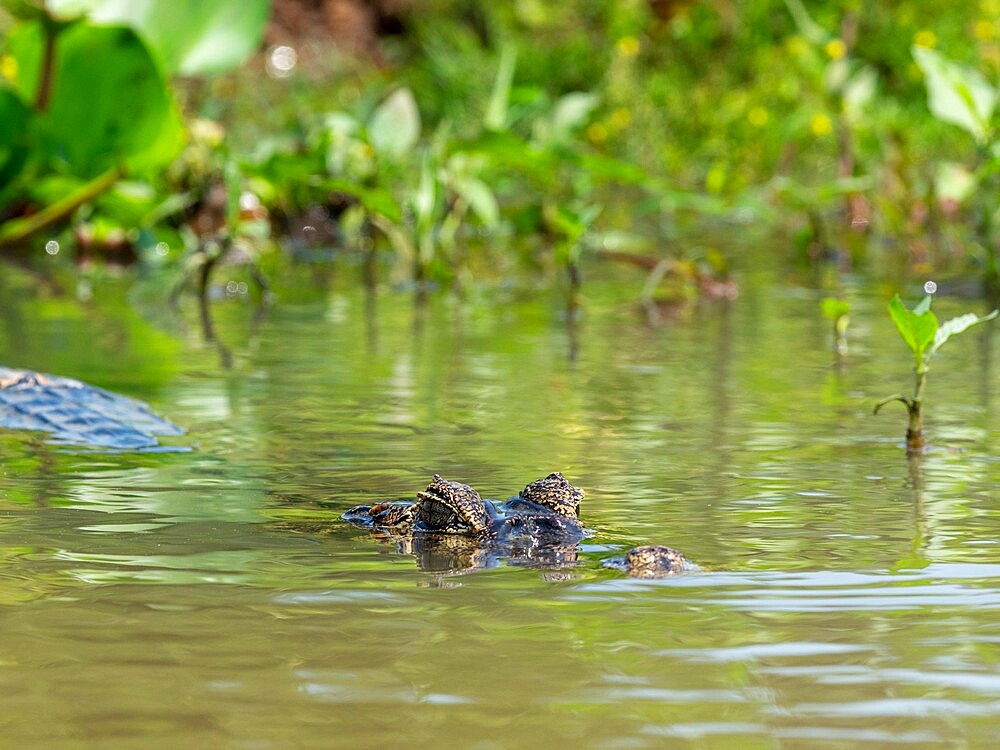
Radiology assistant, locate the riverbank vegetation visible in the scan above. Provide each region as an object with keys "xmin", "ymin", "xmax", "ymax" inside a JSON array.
[{"xmin": 0, "ymin": 0, "xmax": 996, "ymax": 305}]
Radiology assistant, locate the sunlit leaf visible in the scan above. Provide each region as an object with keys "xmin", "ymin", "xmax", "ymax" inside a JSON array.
[
  {"xmin": 913, "ymin": 46, "xmax": 997, "ymax": 143},
  {"xmin": 888, "ymin": 294, "xmax": 937, "ymax": 362},
  {"xmin": 369, "ymin": 88, "xmax": 421, "ymax": 160},
  {"xmin": 7, "ymin": 22, "xmax": 184, "ymax": 177},
  {"xmin": 842, "ymin": 66, "xmax": 877, "ymax": 121},
  {"xmin": 451, "ymin": 176, "xmax": 498, "ymax": 226},
  {"xmin": 49, "ymin": 0, "xmax": 270, "ymax": 75},
  {"xmin": 929, "ymin": 310, "xmax": 998, "ymax": 358},
  {"xmin": 412, "ymin": 154, "xmax": 436, "ymax": 225},
  {"xmin": 549, "ymin": 92, "xmax": 600, "ymax": 140}
]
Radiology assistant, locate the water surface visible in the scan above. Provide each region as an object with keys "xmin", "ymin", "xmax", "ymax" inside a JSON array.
[{"xmin": 0, "ymin": 264, "xmax": 998, "ymax": 748}]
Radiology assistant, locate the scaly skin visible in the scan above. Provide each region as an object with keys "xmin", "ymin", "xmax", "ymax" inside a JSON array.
[
  {"xmin": 517, "ymin": 471, "xmax": 584, "ymax": 519},
  {"xmin": 415, "ymin": 474, "xmax": 492, "ymax": 534}
]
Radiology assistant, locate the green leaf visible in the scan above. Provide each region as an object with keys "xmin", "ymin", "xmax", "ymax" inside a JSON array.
[
  {"xmin": 323, "ymin": 178, "xmax": 401, "ymax": 223},
  {"xmin": 8, "ymin": 22, "xmax": 184, "ymax": 177},
  {"xmin": 412, "ymin": 154, "xmax": 436, "ymax": 226},
  {"xmin": 888, "ymin": 294, "xmax": 938, "ymax": 361},
  {"xmin": 913, "ymin": 46, "xmax": 997, "ymax": 143},
  {"xmin": 48, "ymin": 0, "xmax": 270, "ymax": 75},
  {"xmin": 821, "ymin": 297, "xmax": 850, "ymax": 320},
  {"xmin": 368, "ymin": 88, "xmax": 421, "ymax": 160},
  {"xmin": 842, "ymin": 66, "xmax": 877, "ymax": 121},
  {"xmin": 576, "ymin": 153, "xmax": 651, "ymax": 186},
  {"xmin": 928, "ymin": 310, "xmax": 998, "ymax": 358},
  {"xmin": 0, "ymin": 87, "xmax": 33, "ymax": 192},
  {"xmin": 485, "ymin": 43, "xmax": 516, "ymax": 131},
  {"xmin": 451, "ymin": 175, "xmax": 498, "ymax": 226},
  {"xmin": 549, "ymin": 92, "xmax": 600, "ymax": 140},
  {"xmin": 781, "ymin": 0, "xmax": 828, "ymax": 44}
]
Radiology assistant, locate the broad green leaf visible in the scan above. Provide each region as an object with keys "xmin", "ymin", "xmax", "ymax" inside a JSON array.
[
  {"xmin": 451, "ymin": 175, "xmax": 498, "ymax": 226},
  {"xmin": 485, "ymin": 43, "xmax": 516, "ymax": 131},
  {"xmin": 929, "ymin": 310, "xmax": 998, "ymax": 358},
  {"xmin": 913, "ymin": 46, "xmax": 997, "ymax": 143},
  {"xmin": 0, "ymin": 87, "xmax": 32, "ymax": 191},
  {"xmin": 550, "ymin": 92, "xmax": 600, "ymax": 139},
  {"xmin": 368, "ymin": 88, "xmax": 421, "ymax": 160},
  {"xmin": 8, "ymin": 22, "xmax": 184, "ymax": 177},
  {"xmin": 49, "ymin": 0, "xmax": 270, "ymax": 75},
  {"xmin": 888, "ymin": 294, "xmax": 938, "ymax": 360}
]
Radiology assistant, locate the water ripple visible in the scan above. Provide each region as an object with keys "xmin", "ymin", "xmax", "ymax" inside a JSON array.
[{"xmin": 568, "ymin": 564, "xmax": 1000, "ymax": 612}]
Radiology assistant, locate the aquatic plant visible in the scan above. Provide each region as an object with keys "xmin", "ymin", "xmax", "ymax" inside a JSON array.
[
  {"xmin": 821, "ymin": 296, "xmax": 850, "ymax": 356},
  {"xmin": 875, "ymin": 284, "xmax": 997, "ymax": 452}
]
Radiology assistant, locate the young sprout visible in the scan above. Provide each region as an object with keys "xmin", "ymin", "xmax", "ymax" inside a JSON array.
[
  {"xmin": 821, "ymin": 297, "xmax": 850, "ymax": 356},
  {"xmin": 874, "ymin": 282, "xmax": 997, "ymax": 452}
]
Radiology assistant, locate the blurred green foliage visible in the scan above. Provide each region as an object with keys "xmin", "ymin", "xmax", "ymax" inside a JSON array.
[{"xmin": 0, "ymin": 0, "xmax": 998, "ymax": 298}]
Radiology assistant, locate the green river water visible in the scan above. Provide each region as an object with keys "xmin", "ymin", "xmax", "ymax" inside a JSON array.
[{"xmin": 0, "ymin": 262, "xmax": 999, "ymax": 749}]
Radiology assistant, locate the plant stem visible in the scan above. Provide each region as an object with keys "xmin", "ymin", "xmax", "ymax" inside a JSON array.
[
  {"xmin": 0, "ymin": 165, "xmax": 124, "ymax": 248},
  {"xmin": 35, "ymin": 16, "xmax": 59, "ymax": 113},
  {"xmin": 906, "ymin": 367, "xmax": 926, "ymax": 452}
]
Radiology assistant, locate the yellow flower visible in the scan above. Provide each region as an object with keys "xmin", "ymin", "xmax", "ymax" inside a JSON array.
[
  {"xmin": 810, "ymin": 113, "xmax": 833, "ymax": 137},
  {"xmin": 609, "ymin": 107, "xmax": 631, "ymax": 129},
  {"xmin": 0, "ymin": 55, "xmax": 17, "ymax": 82},
  {"xmin": 586, "ymin": 122, "xmax": 608, "ymax": 144},
  {"xmin": 616, "ymin": 36, "xmax": 641, "ymax": 58},
  {"xmin": 824, "ymin": 39, "xmax": 847, "ymax": 60},
  {"xmin": 974, "ymin": 19, "xmax": 997, "ymax": 40},
  {"xmin": 914, "ymin": 30, "xmax": 937, "ymax": 48},
  {"xmin": 748, "ymin": 106, "xmax": 770, "ymax": 127}
]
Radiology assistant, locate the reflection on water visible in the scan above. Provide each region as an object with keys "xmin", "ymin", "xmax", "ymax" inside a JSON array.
[{"xmin": 0, "ymin": 270, "xmax": 998, "ymax": 747}]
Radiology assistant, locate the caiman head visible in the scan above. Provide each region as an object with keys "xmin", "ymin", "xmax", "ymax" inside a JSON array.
[
  {"xmin": 519, "ymin": 472, "xmax": 584, "ymax": 519},
  {"xmin": 624, "ymin": 545, "xmax": 691, "ymax": 578},
  {"xmin": 416, "ymin": 474, "xmax": 492, "ymax": 535}
]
